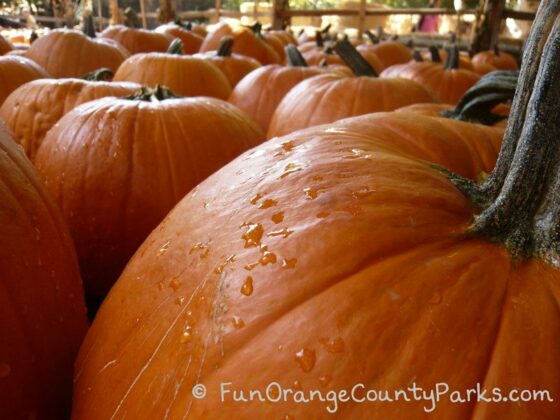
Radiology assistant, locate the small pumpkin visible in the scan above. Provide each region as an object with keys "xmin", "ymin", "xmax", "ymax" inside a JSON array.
[
  {"xmin": 34, "ymin": 86, "xmax": 264, "ymax": 297},
  {"xmin": 0, "ymin": 55, "xmax": 49, "ymax": 105},
  {"xmin": 194, "ymin": 36, "xmax": 261, "ymax": 88},
  {"xmin": 472, "ymin": 45, "xmax": 518, "ymax": 71},
  {"xmin": 0, "ymin": 120, "xmax": 87, "ymax": 419},
  {"xmin": 114, "ymin": 39, "xmax": 232, "ymax": 99},
  {"xmin": 101, "ymin": 24, "xmax": 172, "ymax": 54},
  {"xmin": 155, "ymin": 22, "xmax": 204, "ymax": 54},
  {"xmin": 268, "ymin": 40, "xmax": 434, "ymax": 138},
  {"xmin": 0, "ymin": 69, "xmax": 140, "ymax": 159}
]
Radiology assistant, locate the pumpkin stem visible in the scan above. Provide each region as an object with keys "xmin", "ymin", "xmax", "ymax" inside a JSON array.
[
  {"xmin": 248, "ymin": 21, "xmax": 264, "ymax": 39},
  {"xmin": 83, "ymin": 13, "xmax": 96, "ymax": 38},
  {"xmin": 286, "ymin": 45, "xmax": 308, "ymax": 67},
  {"xmin": 321, "ymin": 23, "xmax": 332, "ymax": 34},
  {"xmin": 30, "ymin": 31, "xmax": 38, "ymax": 43},
  {"xmin": 217, "ymin": 36, "xmax": 234, "ymax": 57},
  {"xmin": 429, "ymin": 46, "xmax": 441, "ymax": 63},
  {"xmin": 493, "ymin": 44, "xmax": 501, "ymax": 56},
  {"xmin": 439, "ymin": 0, "xmax": 560, "ymax": 264},
  {"xmin": 167, "ymin": 38, "xmax": 183, "ymax": 55},
  {"xmin": 444, "ymin": 45, "xmax": 460, "ymax": 70},
  {"xmin": 412, "ymin": 49, "xmax": 423, "ymax": 62},
  {"xmin": 333, "ymin": 39, "xmax": 378, "ymax": 77},
  {"xmin": 125, "ymin": 86, "xmax": 181, "ymax": 102},
  {"xmin": 442, "ymin": 70, "xmax": 518, "ymax": 125},
  {"xmin": 82, "ymin": 68, "xmax": 114, "ymax": 81},
  {"xmin": 315, "ymin": 30, "xmax": 324, "ymax": 47},
  {"xmin": 365, "ymin": 30, "xmax": 379, "ymax": 45},
  {"xmin": 175, "ymin": 19, "xmax": 192, "ymax": 30}
]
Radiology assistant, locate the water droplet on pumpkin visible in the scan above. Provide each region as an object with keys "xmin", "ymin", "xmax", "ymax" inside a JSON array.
[
  {"xmin": 250, "ymin": 193, "xmax": 263, "ymax": 205},
  {"xmin": 282, "ymin": 258, "xmax": 297, "ymax": 269},
  {"xmin": 277, "ymin": 345, "xmax": 283, "ymax": 351},
  {"xmin": 352, "ymin": 187, "xmax": 375, "ymax": 199},
  {"xmin": 295, "ymin": 348, "xmax": 316, "ymax": 372},
  {"xmin": 157, "ymin": 241, "xmax": 170, "ymax": 256},
  {"xmin": 267, "ymin": 228, "xmax": 293, "ymax": 238},
  {"xmin": 428, "ymin": 292, "xmax": 442, "ymax": 305},
  {"xmin": 258, "ymin": 199, "xmax": 278, "ymax": 209},
  {"xmin": 283, "ymin": 415, "xmax": 295, "ymax": 420},
  {"xmin": 189, "ymin": 242, "xmax": 206, "ymax": 255},
  {"xmin": 260, "ymin": 251, "xmax": 277, "ymax": 265},
  {"xmin": 232, "ymin": 316, "xmax": 245, "ymax": 329},
  {"xmin": 169, "ymin": 278, "xmax": 181, "ymax": 291},
  {"xmin": 279, "ymin": 162, "xmax": 303, "ymax": 179},
  {"xmin": 304, "ymin": 188, "xmax": 318, "ymax": 200},
  {"xmin": 242, "ymin": 223, "xmax": 264, "ymax": 248},
  {"xmin": 174, "ymin": 296, "xmax": 185, "ymax": 305},
  {"xmin": 320, "ymin": 337, "xmax": 345, "ymax": 353},
  {"xmin": 244, "ymin": 262, "xmax": 259, "ymax": 271},
  {"xmin": 0, "ymin": 363, "xmax": 11, "ymax": 378},
  {"xmin": 319, "ymin": 374, "xmax": 332, "ymax": 387},
  {"xmin": 293, "ymin": 380, "xmax": 302, "ymax": 390},
  {"xmin": 271, "ymin": 211, "xmax": 285, "ymax": 224},
  {"xmin": 214, "ymin": 254, "xmax": 236, "ymax": 275},
  {"xmin": 282, "ymin": 141, "xmax": 295, "ymax": 152},
  {"xmin": 180, "ymin": 326, "xmax": 193, "ymax": 343},
  {"xmin": 241, "ymin": 276, "xmax": 253, "ymax": 296},
  {"xmin": 316, "ymin": 212, "xmax": 330, "ymax": 219}
]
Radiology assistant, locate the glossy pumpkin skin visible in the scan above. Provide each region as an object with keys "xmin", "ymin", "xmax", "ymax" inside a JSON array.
[
  {"xmin": 472, "ymin": 50, "xmax": 518, "ymax": 71},
  {"xmin": 71, "ymin": 112, "xmax": 535, "ymax": 419},
  {"xmin": 155, "ymin": 23, "xmax": 204, "ymax": 54},
  {"xmin": 268, "ymin": 73, "xmax": 435, "ymax": 137},
  {"xmin": 114, "ymin": 53, "xmax": 232, "ymax": 99},
  {"xmin": 381, "ymin": 61, "xmax": 481, "ymax": 105},
  {"xmin": 228, "ymin": 65, "xmax": 324, "ymax": 133},
  {"xmin": 34, "ymin": 96, "xmax": 264, "ymax": 297},
  {"xmin": 200, "ymin": 23, "xmax": 280, "ymax": 65},
  {"xmin": 194, "ymin": 50, "xmax": 260, "ymax": 88},
  {"xmin": 0, "ymin": 121, "xmax": 88, "ymax": 419},
  {"xmin": 0, "ymin": 34, "xmax": 14, "ymax": 55},
  {"xmin": 0, "ymin": 56, "xmax": 49, "ymax": 105},
  {"xmin": 25, "ymin": 30, "xmax": 129, "ymax": 78},
  {"xmin": 101, "ymin": 25, "xmax": 172, "ymax": 54},
  {"xmin": 0, "ymin": 78, "xmax": 140, "ymax": 159},
  {"xmin": 357, "ymin": 41, "xmax": 412, "ymax": 70}
]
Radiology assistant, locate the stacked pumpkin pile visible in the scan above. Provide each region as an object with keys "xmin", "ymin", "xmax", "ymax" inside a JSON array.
[{"xmin": 2, "ymin": 5, "xmax": 558, "ymax": 418}]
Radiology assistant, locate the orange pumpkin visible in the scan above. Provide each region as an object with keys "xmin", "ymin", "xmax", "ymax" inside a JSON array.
[
  {"xmin": 155, "ymin": 22, "xmax": 204, "ymax": 54},
  {"xmin": 228, "ymin": 45, "xmax": 325, "ymax": 133},
  {"xmin": 357, "ymin": 30, "xmax": 412, "ymax": 70},
  {"xmin": 0, "ymin": 34, "xmax": 13, "ymax": 55},
  {"xmin": 0, "ymin": 121, "xmax": 87, "ymax": 419},
  {"xmin": 264, "ymin": 29, "xmax": 297, "ymax": 46},
  {"xmin": 101, "ymin": 25, "xmax": 172, "ymax": 54},
  {"xmin": 0, "ymin": 55, "xmax": 49, "ymax": 105},
  {"xmin": 175, "ymin": 19, "xmax": 208, "ymax": 38},
  {"xmin": 0, "ymin": 69, "xmax": 140, "ymax": 159},
  {"xmin": 262, "ymin": 32, "xmax": 287, "ymax": 64},
  {"xmin": 381, "ymin": 47, "xmax": 481, "ymax": 105},
  {"xmin": 34, "ymin": 87, "xmax": 264, "ymax": 297},
  {"xmin": 114, "ymin": 39, "xmax": 232, "ymax": 99},
  {"xmin": 194, "ymin": 36, "xmax": 261, "ymax": 88},
  {"xmin": 268, "ymin": 40, "xmax": 434, "ymax": 138},
  {"xmin": 25, "ymin": 29, "xmax": 129, "ymax": 77},
  {"xmin": 472, "ymin": 45, "xmax": 518, "ymax": 71},
  {"xmin": 199, "ymin": 22, "xmax": 280, "ymax": 65}
]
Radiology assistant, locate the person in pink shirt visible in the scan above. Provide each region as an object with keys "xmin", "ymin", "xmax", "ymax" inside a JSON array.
[{"xmin": 417, "ymin": 0, "xmax": 441, "ymax": 33}]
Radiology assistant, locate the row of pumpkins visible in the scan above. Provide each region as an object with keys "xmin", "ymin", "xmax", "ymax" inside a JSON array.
[{"xmin": 5, "ymin": 12, "xmax": 557, "ymax": 420}]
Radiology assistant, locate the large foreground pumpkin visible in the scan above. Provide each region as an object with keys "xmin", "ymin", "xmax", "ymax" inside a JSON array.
[
  {"xmin": 72, "ymin": 4, "xmax": 560, "ymax": 418},
  {"xmin": 34, "ymin": 87, "xmax": 264, "ymax": 297},
  {"xmin": 0, "ymin": 122, "xmax": 88, "ymax": 419}
]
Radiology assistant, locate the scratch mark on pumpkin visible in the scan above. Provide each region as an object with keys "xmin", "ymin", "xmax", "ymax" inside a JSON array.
[
  {"xmin": 183, "ymin": 331, "xmax": 212, "ymax": 420},
  {"xmin": 163, "ymin": 355, "xmax": 192, "ymax": 420}
]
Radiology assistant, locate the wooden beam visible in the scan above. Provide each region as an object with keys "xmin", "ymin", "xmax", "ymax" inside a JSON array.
[
  {"xmin": 278, "ymin": 8, "xmax": 479, "ymax": 18},
  {"xmin": 473, "ymin": 0, "xmax": 506, "ymax": 52},
  {"xmin": 271, "ymin": 0, "xmax": 287, "ymax": 30},
  {"xmin": 215, "ymin": 0, "xmax": 222, "ymax": 23},
  {"xmin": 139, "ymin": 0, "xmax": 147, "ymax": 28},
  {"xmin": 358, "ymin": 0, "xmax": 366, "ymax": 39}
]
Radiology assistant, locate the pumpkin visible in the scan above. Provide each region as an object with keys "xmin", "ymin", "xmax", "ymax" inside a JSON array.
[
  {"xmin": 114, "ymin": 39, "xmax": 232, "ymax": 99},
  {"xmin": 34, "ymin": 86, "xmax": 264, "ymax": 297},
  {"xmin": 264, "ymin": 29, "xmax": 297, "ymax": 46},
  {"xmin": 0, "ymin": 55, "xmax": 49, "ymax": 105},
  {"xmin": 381, "ymin": 46, "xmax": 481, "ymax": 105},
  {"xmin": 0, "ymin": 34, "xmax": 14, "ymax": 55},
  {"xmin": 24, "ymin": 28, "xmax": 129, "ymax": 78},
  {"xmin": 472, "ymin": 45, "xmax": 518, "ymax": 71},
  {"xmin": 357, "ymin": 30, "xmax": 412, "ymax": 70},
  {"xmin": 262, "ymin": 32, "xmax": 287, "ymax": 63},
  {"xmin": 268, "ymin": 40, "xmax": 434, "ymax": 138},
  {"xmin": 0, "ymin": 69, "xmax": 140, "ymax": 159},
  {"xmin": 199, "ymin": 22, "xmax": 280, "ymax": 65},
  {"xmin": 194, "ymin": 36, "xmax": 261, "ymax": 88},
  {"xmin": 175, "ymin": 19, "xmax": 208, "ymax": 38},
  {"xmin": 72, "ymin": 6, "xmax": 560, "ymax": 417},
  {"xmin": 228, "ymin": 45, "xmax": 325, "ymax": 133},
  {"xmin": 0, "ymin": 121, "xmax": 87, "ymax": 419},
  {"xmin": 155, "ymin": 22, "xmax": 204, "ymax": 54},
  {"xmin": 101, "ymin": 25, "xmax": 172, "ymax": 54}
]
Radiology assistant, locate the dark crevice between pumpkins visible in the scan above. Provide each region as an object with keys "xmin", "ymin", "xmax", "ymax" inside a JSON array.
[
  {"xmin": 82, "ymin": 68, "xmax": 114, "ymax": 82},
  {"xmin": 286, "ymin": 45, "xmax": 308, "ymax": 67},
  {"xmin": 436, "ymin": 0, "xmax": 560, "ymax": 265},
  {"xmin": 442, "ymin": 70, "xmax": 518, "ymax": 125},
  {"xmin": 126, "ymin": 85, "xmax": 180, "ymax": 102},
  {"xmin": 333, "ymin": 39, "xmax": 378, "ymax": 77}
]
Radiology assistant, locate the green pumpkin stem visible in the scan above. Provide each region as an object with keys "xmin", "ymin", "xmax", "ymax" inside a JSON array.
[
  {"xmin": 125, "ymin": 86, "xmax": 180, "ymax": 102},
  {"xmin": 217, "ymin": 36, "xmax": 234, "ymax": 57},
  {"xmin": 333, "ymin": 39, "xmax": 378, "ymax": 77},
  {"xmin": 315, "ymin": 30, "xmax": 324, "ymax": 48},
  {"xmin": 30, "ymin": 31, "xmax": 38, "ymax": 43},
  {"xmin": 437, "ymin": 0, "xmax": 560, "ymax": 264},
  {"xmin": 412, "ymin": 49, "xmax": 423, "ymax": 62},
  {"xmin": 444, "ymin": 46, "xmax": 460, "ymax": 70},
  {"xmin": 82, "ymin": 68, "xmax": 114, "ymax": 82},
  {"xmin": 167, "ymin": 38, "xmax": 183, "ymax": 55},
  {"xmin": 493, "ymin": 44, "xmax": 501, "ymax": 56},
  {"xmin": 286, "ymin": 45, "xmax": 308, "ymax": 67},
  {"xmin": 365, "ymin": 30, "xmax": 379, "ymax": 45},
  {"xmin": 83, "ymin": 13, "xmax": 96, "ymax": 38},
  {"xmin": 429, "ymin": 46, "xmax": 441, "ymax": 63}
]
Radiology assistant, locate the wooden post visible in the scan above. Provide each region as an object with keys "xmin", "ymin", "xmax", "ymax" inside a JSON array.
[
  {"xmin": 473, "ymin": 0, "xmax": 506, "ymax": 52},
  {"xmin": 215, "ymin": 0, "xmax": 222, "ymax": 24},
  {"xmin": 272, "ymin": 0, "xmax": 287, "ymax": 30},
  {"xmin": 97, "ymin": 0, "xmax": 103, "ymax": 30},
  {"xmin": 139, "ymin": 0, "xmax": 147, "ymax": 28},
  {"xmin": 254, "ymin": 0, "xmax": 260, "ymax": 22},
  {"xmin": 358, "ymin": 0, "xmax": 366, "ymax": 39}
]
